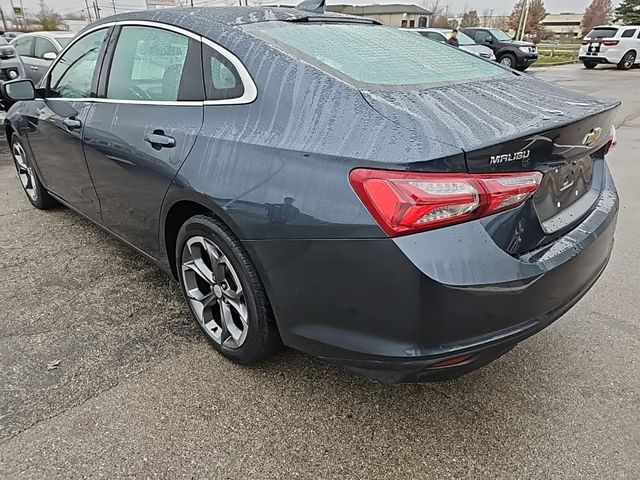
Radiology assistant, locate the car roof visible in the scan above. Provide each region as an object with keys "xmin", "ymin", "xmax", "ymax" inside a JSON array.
[
  {"xmin": 17, "ymin": 31, "xmax": 75, "ymax": 38},
  {"xmin": 90, "ymin": 6, "xmax": 358, "ymax": 29}
]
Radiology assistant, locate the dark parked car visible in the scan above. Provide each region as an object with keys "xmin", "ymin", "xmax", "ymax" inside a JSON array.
[
  {"xmin": 463, "ymin": 27, "xmax": 538, "ymax": 70},
  {"xmin": 2, "ymin": 7, "xmax": 620, "ymax": 383}
]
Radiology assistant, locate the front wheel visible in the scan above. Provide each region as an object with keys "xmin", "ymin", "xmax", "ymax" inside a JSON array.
[
  {"xmin": 583, "ymin": 60, "xmax": 597, "ymax": 69},
  {"xmin": 617, "ymin": 51, "xmax": 636, "ymax": 70},
  {"xmin": 498, "ymin": 53, "xmax": 517, "ymax": 69},
  {"xmin": 176, "ymin": 214, "xmax": 281, "ymax": 364},
  {"xmin": 10, "ymin": 135, "xmax": 57, "ymax": 209}
]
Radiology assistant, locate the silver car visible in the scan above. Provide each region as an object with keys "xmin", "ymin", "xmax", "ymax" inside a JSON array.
[
  {"xmin": 11, "ymin": 32, "xmax": 75, "ymax": 83},
  {"xmin": 0, "ymin": 36, "xmax": 25, "ymax": 81},
  {"xmin": 400, "ymin": 27, "xmax": 496, "ymax": 61}
]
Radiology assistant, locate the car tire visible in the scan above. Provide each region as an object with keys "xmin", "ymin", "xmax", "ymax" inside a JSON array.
[
  {"xmin": 176, "ymin": 214, "xmax": 281, "ymax": 364},
  {"xmin": 499, "ymin": 53, "xmax": 517, "ymax": 69},
  {"xmin": 617, "ymin": 51, "xmax": 636, "ymax": 70},
  {"xmin": 583, "ymin": 60, "xmax": 597, "ymax": 69},
  {"xmin": 10, "ymin": 135, "xmax": 58, "ymax": 210}
]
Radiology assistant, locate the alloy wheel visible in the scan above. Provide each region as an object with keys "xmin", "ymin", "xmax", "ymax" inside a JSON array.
[
  {"xmin": 12, "ymin": 141, "xmax": 37, "ymax": 201},
  {"xmin": 500, "ymin": 57, "xmax": 513, "ymax": 68},
  {"xmin": 181, "ymin": 235, "xmax": 249, "ymax": 349},
  {"xmin": 624, "ymin": 52, "xmax": 635, "ymax": 69}
]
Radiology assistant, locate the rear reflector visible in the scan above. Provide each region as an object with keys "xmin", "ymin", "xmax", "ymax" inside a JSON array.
[
  {"xmin": 349, "ymin": 169, "xmax": 543, "ymax": 237},
  {"xmin": 431, "ymin": 353, "xmax": 477, "ymax": 368},
  {"xmin": 605, "ymin": 125, "xmax": 617, "ymax": 154}
]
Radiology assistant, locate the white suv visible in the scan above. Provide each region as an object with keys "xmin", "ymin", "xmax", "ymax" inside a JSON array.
[{"xmin": 579, "ymin": 25, "xmax": 640, "ymax": 70}]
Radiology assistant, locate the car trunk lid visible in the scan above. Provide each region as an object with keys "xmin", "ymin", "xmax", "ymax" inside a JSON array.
[{"xmin": 361, "ymin": 75, "xmax": 620, "ymax": 253}]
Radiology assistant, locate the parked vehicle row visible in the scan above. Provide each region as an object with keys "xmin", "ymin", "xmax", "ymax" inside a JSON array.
[
  {"xmin": 2, "ymin": 7, "xmax": 620, "ymax": 383},
  {"xmin": 400, "ymin": 28, "xmax": 496, "ymax": 61}
]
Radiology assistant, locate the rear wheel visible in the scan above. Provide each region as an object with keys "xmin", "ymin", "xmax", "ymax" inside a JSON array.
[
  {"xmin": 10, "ymin": 135, "xmax": 57, "ymax": 209},
  {"xmin": 583, "ymin": 60, "xmax": 597, "ymax": 69},
  {"xmin": 617, "ymin": 51, "xmax": 636, "ymax": 70},
  {"xmin": 176, "ymin": 214, "xmax": 281, "ymax": 364},
  {"xmin": 498, "ymin": 53, "xmax": 517, "ymax": 69}
]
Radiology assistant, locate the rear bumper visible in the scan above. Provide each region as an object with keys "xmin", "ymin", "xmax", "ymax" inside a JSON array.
[
  {"xmin": 579, "ymin": 56, "xmax": 612, "ymax": 64},
  {"xmin": 245, "ymin": 165, "xmax": 618, "ymax": 383}
]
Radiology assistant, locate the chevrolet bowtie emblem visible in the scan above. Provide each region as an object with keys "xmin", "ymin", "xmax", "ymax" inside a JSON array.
[{"xmin": 583, "ymin": 127, "xmax": 603, "ymax": 147}]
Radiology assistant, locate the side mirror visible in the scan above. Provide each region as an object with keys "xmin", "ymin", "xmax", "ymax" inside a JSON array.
[
  {"xmin": 483, "ymin": 37, "xmax": 493, "ymax": 44},
  {"xmin": 1, "ymin": 79, "xmax": 36, "ymax": 101},
  {"xmin": 42, "ymin": 52, "xmax": 56, "ymax": 61}
]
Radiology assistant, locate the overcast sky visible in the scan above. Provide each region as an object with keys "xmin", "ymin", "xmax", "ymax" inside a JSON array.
[{"xmin": 0, "ymin": 0, "xmax": 623, "ymax": 22}]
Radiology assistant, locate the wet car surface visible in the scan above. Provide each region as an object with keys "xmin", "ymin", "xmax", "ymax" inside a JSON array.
[
  {"xmin": 1, "ymin": 7, "xmax": 621, "ymax": 383},
  {"xmin": 0, "ymin": 53, "xmax": 638, "ymax": 479}
]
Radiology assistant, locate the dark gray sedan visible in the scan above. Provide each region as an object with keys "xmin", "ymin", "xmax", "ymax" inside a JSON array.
[{"xmin": 2, "ymin": 7, "xmax": 620, "ymax": 383}]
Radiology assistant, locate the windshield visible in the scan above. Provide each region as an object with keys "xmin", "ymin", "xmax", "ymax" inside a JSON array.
[
  {"xmin": 251, "ymin": 23, "xmax": 507, "ymax": 87},
  {"xmin": 489, "ymin": 29, "xmax": 512, "ymax": 41},
  {"xmin": 449, "ymin": 31, "xmax": 476, "ymax": 46},
  {"xmin": 55, "ymin": 37, "xmax": 73, "ymax": 48},
  {"xmin": 585, "ymin": 27, "xmax": 618, "ymax": 39}
]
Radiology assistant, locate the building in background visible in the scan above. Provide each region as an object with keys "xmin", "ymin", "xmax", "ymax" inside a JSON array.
[
  {"xmin": 541, "ymin": 13, "xmax": 583, "ymax": 39},
  {"xmin": 326, "ymin": 4, "xmax": 432, "ymax": 28}
]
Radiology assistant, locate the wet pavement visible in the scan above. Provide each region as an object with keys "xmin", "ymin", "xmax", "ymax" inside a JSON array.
[{"xmin": 1, "ymin": 64, "xmax": 639, "ymax": 478}]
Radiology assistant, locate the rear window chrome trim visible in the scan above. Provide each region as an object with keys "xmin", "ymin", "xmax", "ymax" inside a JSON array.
[{"xmin": 44, "ymin": 20, "xmax": 257, "ymax": 106}]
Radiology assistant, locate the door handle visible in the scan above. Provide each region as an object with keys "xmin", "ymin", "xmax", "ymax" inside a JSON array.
[
  {"xmin": 144, "ymin": 130, "xmax": 176, "ymax": 150},
  {"xmin": 30, "ymin": 66, "xmax": 38, "ymax": 71},
  {"xmin": 63, "ymin": 117, "xmax": 82, "ymax": 130}
]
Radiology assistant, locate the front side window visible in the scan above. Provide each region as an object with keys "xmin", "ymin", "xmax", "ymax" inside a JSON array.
[
  {"xmin": 107, "ymin": 26, "xmax": 189, "ymax": 101},
  {"xmin": 474, "ymin": 30, "xmax": 493, "ymax": 43},
  {"xmin": 48, "ymin": 28, "xmax": 108, "ymax": 99},
  {"xmin": 251, "ymin": 23, "xmax": 507, "ymax": 87},
  {"xmin": 35, "ymin": 37, "xmax": 57, "ymax": 58},
  {"xmin": 14, "ymin": 37, "xmax": 32, "ymax": 56}
]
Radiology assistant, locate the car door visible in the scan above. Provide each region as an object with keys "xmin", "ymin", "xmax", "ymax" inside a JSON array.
[
  {"xmin": 13, "ymin": 36, "xmax": 35, "ymax": 80},
  {"xmin": 25, "ymin": 28, "xmax": 111, "ymax": 221},
  {"xmin": 30, "ymin": 37, "xmax": 59, "ymax": 83},
  {"xmin": 82, "ymin": 24, "xmax": 204, "ymax": 255}
]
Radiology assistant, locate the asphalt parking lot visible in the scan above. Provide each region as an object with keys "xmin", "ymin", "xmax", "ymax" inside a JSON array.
[{"xmin": 1, "ymin": 64, "xmax": 639, "ymax": 479}]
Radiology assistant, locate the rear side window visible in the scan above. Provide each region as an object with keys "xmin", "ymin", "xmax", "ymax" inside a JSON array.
[
  {"xmin": 586, "ymin": 27, "xmax": 618, "ymax": 39},
  {"xmin": 107, "ymin": 26, "xmax": 190, "ymax": 102},
  {"xmin": 621, "ymin": 29, "xmax": 636, "ymax": 38},
  {"xmin": 203, "ymin": 45, "xmax": 244, "ymax": 101},
  {"xmin": 13, "ymin": 36, "xmax": 32, "ymax": 56},
  {"xmin": 251, "ymin": 23, "xmax": 507, "ymax": 87}
]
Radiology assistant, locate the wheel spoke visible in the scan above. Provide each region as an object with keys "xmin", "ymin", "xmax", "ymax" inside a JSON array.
[
  {"xmin": 225, "ymin": 295, "xmax": 248, "ymax": 327},
  {"xmin": 220, "ymin": 300, "xmax": 244, "ymax": 346}
]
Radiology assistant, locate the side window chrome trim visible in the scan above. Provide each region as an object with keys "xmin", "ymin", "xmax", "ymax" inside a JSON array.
[{"xmin": 44, "ymin": 20, "xmax": 257, "ymax": 106}]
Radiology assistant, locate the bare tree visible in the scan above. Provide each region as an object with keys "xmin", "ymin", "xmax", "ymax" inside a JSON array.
[
  {"xmin": 508, "ymin": 0, "xmax": 548, "ymax": 38},
  {"xmin": 582, "ymin": 0, "xmax": 613, "ymax": 34}
]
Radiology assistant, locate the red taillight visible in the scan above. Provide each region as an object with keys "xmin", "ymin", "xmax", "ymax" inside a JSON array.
[
  {"xmin": 603, "ymin": 40, "xmax": 619, "ymax": 46},
  {"xmin": 605, "ymin": 125, "xmax": 617, "ymax": 154},
  {"xmin": 581, "ymin": 40, "xmax": 589, "ymax": 45},
  {"xmin": 349, "ymin": 169, "xmax": 543, "ymax": 237}
]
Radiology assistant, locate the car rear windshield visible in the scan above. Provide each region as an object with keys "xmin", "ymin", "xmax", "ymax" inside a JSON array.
[
  {"xmin": 250, "ymin": 23, "xmax": 508, "ymax": 87},
  {"xmin": 586, "ymin": 27, "xmax": 618, "ymax": 39}
]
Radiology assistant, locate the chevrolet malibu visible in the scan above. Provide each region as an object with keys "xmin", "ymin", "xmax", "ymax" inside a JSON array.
[{"xmin": 2, "ymin": 7, "xmax": 620, "ymax": 383}]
